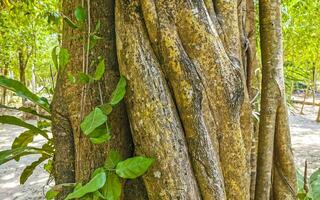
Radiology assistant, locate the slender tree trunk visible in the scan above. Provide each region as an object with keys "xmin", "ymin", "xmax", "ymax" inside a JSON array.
[
  {"xmin": 317, "ymin": 106, "xmax": 320, "ymax": 122},
  {"xmin": 312, "ymin": 65, "xmax": 316, "ymax": 106},
  {"xmin": 1, "ymin": 66, "xmax": 8, "ymax": 104},
  {"xmin": 18, "ymin": 48, "xmax": 31, "ymax": 106},
  {"xmin": 18, "ymin": 49, "xmax": 27, "ymax": 87},
  {"xmin": 300, "ymin": 86, "xmax": 310, "ymax": 114},
  {"xmin": 255, "ymin": 0, "xmax": 296, "ymax": 199}
]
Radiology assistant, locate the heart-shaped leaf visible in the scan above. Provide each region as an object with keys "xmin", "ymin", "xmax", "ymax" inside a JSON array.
[
  {"xmin": 116, "ymin": 156, "xmax": 155, "ymax": 179},
  {"xmin": 80, "ymin": 108, "xmax": 107, "ymax": 135}
]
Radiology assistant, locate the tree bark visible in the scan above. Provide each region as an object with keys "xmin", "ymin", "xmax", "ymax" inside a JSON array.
[
  {"xmin": 116, "ymin": 0, "xmax": 252, "ymax": 199},
  {"xmin": 0, "ymin": 66, "xmax": 8, "ymax": 104},
  {"xmin": 51, "ymin": 0, "xmax": 297, "ymax": 199},
  {"xmin": 51, "ymin": 0, "xmax": 133, "ymax": 199},
  {"xmin": 255, "ymin": 0, "xmax": 297, "ymax": 199},
  {"xmin": 18, "ymin": 48, "xmax": 31, "ymax": 106}
]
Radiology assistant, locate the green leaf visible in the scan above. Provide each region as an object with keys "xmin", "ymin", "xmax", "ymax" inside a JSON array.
[
  {"xmin": 88, "ymin": 125, "xmax": 110, "ymax": 144},
  {"xmin": 296, "ymin": 169, "xmax": 305, "ymax": 193},
  {"xmin": 37, "ymin": 120, "xmax": 51, "ymax": 129},
  {"xmin": 0, "ymin": 76, "xmax": 50, "ymax": 112},
  {"xmin": 90, "ymin": 133, "xmax": 111, "ymax": 144},
  {"xmin": 47, "ymin": 12, "xmax": 61, "ymax": 25},
  {"xmin": 0, "ymin": 115, "xmax": 49, "ymax": 139},
  {"xmin": 12, "ymin": 130, "xmax": 34, "ymax": 149},
  {"xmin": 93, "ymin": 191, "xmax": 106, "ymax": 200},
  {"xmin": 74, "ymin": 6, "xmax": 86, "ymax": 22},
  {"xmin": 104, "ymin": 150, "xmax": 122, "ymax": 170},
  {"xmin": 310, "ymin": 168, "xmax": 320, "ymax": 199},
  {"xmin": 89, "ymin": 35, "xmax": 102, "ymax": 50},
  {"xmin": 105, "ymin": 172, "xmax": 121, "ymax": 200},
  {"xmin": 65, "ymin": 171, "xmax": 106, "ymax": 200},
  {"xmin": 45, "ymin": 183, "xmax": 78, "ymax": 200},
  {"xmin": 77, "ymin": 72, "xmax": 91, "ymax": 84},
  {"xmin": 93, "ymin": 58, "xmax": 105, "ymax": 80},
  {"xmin": 59, "ymin": 48, "xmax": 70, "ymax": 70},
  {"xmin": 94, "ymin": 20, "xmax": 101, "ymax": 33},
  {"xmin": 20, "ymin": 155, "xmax": 49, "ymax": 184},
  {"xmin": 67, "ymin": 74, "xmax": 77, "ymax": 84},
  {"xmin": 63, "ymin": 16, "xmax": 78, "ymax": 29},
  {"xmin": 0, "ymin": 147, "xmax": 40, "ymax": 165},
  {"xmin": 0, "ymin": 104, "xmax": 50, "ymax": 120},
  {"xmin": 51, "ymin": 46, "xmax": 58, "ymax": 70},
  {"xmin": 45, "ymin": 189, "xmax": 59, "ymax": 200},
  {"xmin": 44, "ymin": 159, "xmax": 53, "ymax": 173},
  {"xmin": 115, "ymin": 156, "xmax": 155, "ymax": 179},
  {"xmin": 91, "ymin": 167, "xmax": 105, "ymax": 179},
  {"xmin": 88, "ymin": 125, "xmax": 108, "ymax": 138},
  {"xmin": 297, "ymin": 192, "xmax": 307, "ymax": 200},
  {"xmin": 19, "ymin": 107, "xmax": 51, "ymax": 120},
  {"xmin": 99, "ymin": 104, "xmax": 112, "ymax": 116},
  {"xmin": 80, "ymin": 108, "xmax": 107, "ymax": 135},
  {"xmin": 110, "ymin": 76, "xmax": 126, "ymax": 106}
]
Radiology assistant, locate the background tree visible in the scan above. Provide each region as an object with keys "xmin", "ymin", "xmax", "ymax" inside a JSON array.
[
  {"xmin": 0, "ymin": 0, "xmax": 59, "ymax": 104},
  {"xmin": 282, "ymin": 0, "xmax": 320, "ymax": 112}
]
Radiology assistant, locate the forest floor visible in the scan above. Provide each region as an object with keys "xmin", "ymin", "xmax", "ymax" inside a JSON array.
[{"xmin": 0, "ymin": 104, "xmax": 319, "ymax": 199}]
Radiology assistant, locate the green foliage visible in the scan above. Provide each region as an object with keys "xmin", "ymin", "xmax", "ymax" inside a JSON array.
[
  {"xmin": 282, "ymin": 0, "xmax": 320, "ymax": 98},
  {"xmin": 81, "ymin": 108, "xmax": 108, "ymax": 135},
  {"xmin": 116, "ymin": 156, "xmax": 155, "ymax": 179},
  {"xmin": 110, "ymin": 76, "xmax": 126, "ymax": 106},
  {"xmin": 93, "ymin": 58, "xmax": 105, "ymax": 81},
  {"xmin": 0, "ymin": 115, "xmax": 48, "ymax": 139},
  {"xmin": 11, "ymin": 130, "xmax": 35, "ymax": 150},
  {"xmin": 56, "ymin": 154, "xmax": 154, "ymax": 200},
  {"xmin": 20, "ymin": 155, "xmax": 50, "ymax": 184},
  {"xmin": 0, "ymin": 147, "xmax": 39, "ymax": 165},
  {"xmin": 0, "ymin": 76, "xmax": 54, "ymax": 185},
  {"xmin": 0, "ymin": 76, "xmax": 50, "ymax": 111},
  {"xmin": 297, "ymin": 168, "xmax": 320, "ymax": 200},
  {"xmin": 79, "ymin": 76, "xmax": 126, "ymax": 144},
  {"xmin": 58, "ymin": 48, "xmax": 70, "ymax": 71},
  {"xmin": 104, "ymin": 150, "xmax": 122, "ymax": 170},
  {"xmin": 104, "ymin": 172, "xmax": 121, "ymax": 200},
  {"xmin": 0, "ymin": 0, "xmax": 59, "ymax": 92},
  {"xmin": 65, "ymin": 171, "xmax": 106, "ymax": 200},
  {"xmin": 74, "ymin": 6, "xmax": 87, "ymax": 22}
]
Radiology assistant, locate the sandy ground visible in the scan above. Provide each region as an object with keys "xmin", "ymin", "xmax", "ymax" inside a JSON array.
[
  {"xmin": 0, "ymin": 105, "xmax": 319, "ymax": 199},
  {"xmin": 0, "ymin": 121, "xmax": 52, "ymax": 200},
  {"xmin": 290, "ymin": 104, "xmax": 320, "ymax": 173}
]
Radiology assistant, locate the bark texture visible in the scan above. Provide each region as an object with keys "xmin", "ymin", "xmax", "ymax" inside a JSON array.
[
  {"xmin": 116, "ymin": 0, "xmax": 251, "ymax": 199},
  {"xmin": 52, "ymin": 0, "xmax": 133, "ymax": 198},
  {"xmin": 255, "ymin": 0, "xmax": 297, "ymax": 199},
  {"xmin": 51, "ymin": 0, "xmax": 297, "ymax": 199}
]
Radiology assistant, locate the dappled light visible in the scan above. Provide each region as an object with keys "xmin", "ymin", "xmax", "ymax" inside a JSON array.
[{"xmin": 0, "ymin": 0, "xmax": 319, "ymax": 199}]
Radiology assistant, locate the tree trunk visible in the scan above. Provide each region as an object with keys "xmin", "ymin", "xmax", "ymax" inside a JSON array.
[
  {"xmin": 52, "ymin": 0, "xmax": 297, "ymax": 199},
  {"xmin": 0, "ymin": 66, "xmax": 8, "ymax": 104},
  {"xmin": 312, "ymin": 65, "xmax": 316, "ymax": 106},
  {"xmin": 255, "ymin": 0, "xmax": 296, "ymax": 199},
  {"xmin": 51, "ymin": 0, "xmax": 133, "ymax": 199},
  {"xmin": 317, "ymin": 106, "xmax": 320, "ymax": 122},
  {"xmin": 300, "ymin": 86, "xmax": 310, "ymax": 114},
  {"xmin": 18, "ymin": 48, "xmax": 30, "ymax": 106}
]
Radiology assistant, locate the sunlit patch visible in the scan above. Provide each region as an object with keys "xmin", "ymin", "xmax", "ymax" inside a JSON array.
[
  {"xmin": 1, "ymin": 173, "xmax": 15, "ymax": 180},
  {"xmin": 0, "ymin": 181, "xmax": 19, "ymax": 189}
]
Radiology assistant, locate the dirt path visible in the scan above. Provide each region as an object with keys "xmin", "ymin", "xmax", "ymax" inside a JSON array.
[
  {"xmin": 290, "ymin": 104, "xmax": 320, "ymax": 173},
  {"xmin": 0, "ymin": 121, "xmax": 51, "ymax": 200},
  {"xmin": 0, "ymin": 105, "xmax": 319, "ymax": 199}
]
